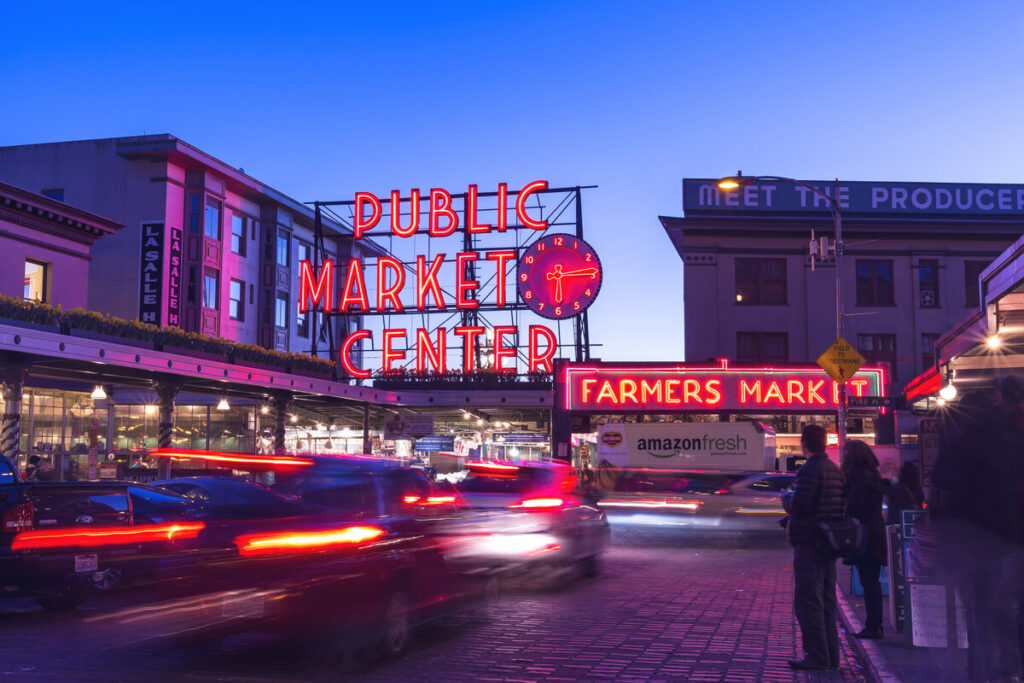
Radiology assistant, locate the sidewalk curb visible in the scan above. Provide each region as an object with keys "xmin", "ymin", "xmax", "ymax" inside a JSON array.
[{"xmin": 836, "ymin": 588, "xmax": 903, "ymax": 683}]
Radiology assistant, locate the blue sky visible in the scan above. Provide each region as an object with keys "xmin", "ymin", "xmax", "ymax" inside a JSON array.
[{"xmin": 3, "ymin": 1, "xmax": 1023, "ymax": 361}]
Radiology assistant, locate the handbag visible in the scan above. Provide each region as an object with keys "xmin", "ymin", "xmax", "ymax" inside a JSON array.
[{"xmin": 819, "ymin": 517, "xmax": 863, "ymax": 560}]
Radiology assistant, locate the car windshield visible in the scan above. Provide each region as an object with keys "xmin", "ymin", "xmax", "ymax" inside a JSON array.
[{"xmin": 459, "ymin": 467, "xmax": 557, "ymax": 494}]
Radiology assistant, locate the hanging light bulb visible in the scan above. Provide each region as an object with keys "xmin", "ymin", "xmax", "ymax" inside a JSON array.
[
  {"xmin": 260, "ymin": 405, "xmax": 270, "ymax": 415},
  {"xmin": 90, "ymin": 385, "xmax": 107, "ymax": 400},
  {"xmin": 290, "ymin": 414, "xmax": 298, "ymax": 423},
  {"xmin": 217, "ymin": 398, "xmax": 230, "ymax": 411}
]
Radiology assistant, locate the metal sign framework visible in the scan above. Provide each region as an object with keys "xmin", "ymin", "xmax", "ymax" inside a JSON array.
[{"xmin": 305, "ymin": 185, "xmax": 597, "ymax": 376}]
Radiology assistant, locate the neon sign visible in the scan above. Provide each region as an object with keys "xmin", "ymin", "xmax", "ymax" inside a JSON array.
[
  {"xmin": 517, "ymin": 233, "xmax": 602, "ymax": 320},
  {"xmin": 299, "ymin": 181, "xmax": 602, "ymax": 378},
  {"xmin": 563, "ymin": 363, "xmax": 887, "ymax": 413}
]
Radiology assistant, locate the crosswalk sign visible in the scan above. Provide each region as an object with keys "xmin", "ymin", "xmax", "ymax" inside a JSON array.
[{"xmin": 817, "ymin": 337, "xmax": 866, "ymax": 382}]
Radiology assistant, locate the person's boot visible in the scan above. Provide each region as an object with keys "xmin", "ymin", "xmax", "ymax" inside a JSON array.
[
  {"xmin": 854, "ymin": 626, "xmax": 883, "ymax": 639},
  {"xmin": 787, "ymin": 657, "xmax": 832, "ymax": 671}
]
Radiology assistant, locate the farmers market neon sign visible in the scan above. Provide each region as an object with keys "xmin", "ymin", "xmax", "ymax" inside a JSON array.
[
  {"xmin": 298, "ymin": 181, "xmax": 600, "ymax": 378},
  {"xmin": 563, "ymin": 363, "xmax": 887, "ymax": 412}
]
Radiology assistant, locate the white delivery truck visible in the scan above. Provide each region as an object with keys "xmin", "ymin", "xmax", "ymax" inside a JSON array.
[{"xmin": 596, "ymin": 421, "xmax": 776, "ymax": 473}]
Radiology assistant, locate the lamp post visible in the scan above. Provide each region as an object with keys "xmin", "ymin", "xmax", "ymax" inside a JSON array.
[{"xmin": 717, "ymin": 172, "xmax": 848, "ymax": 453}]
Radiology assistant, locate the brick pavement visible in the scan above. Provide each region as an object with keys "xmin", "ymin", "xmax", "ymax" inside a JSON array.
[{"xmin": 0, "ymin": 533, "xmax": 870, "ymax": 682}]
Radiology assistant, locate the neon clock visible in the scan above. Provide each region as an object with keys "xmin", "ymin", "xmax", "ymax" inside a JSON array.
[{"xmin": 517, "ymin": 233, "xmax": 602, "ymax": 320}]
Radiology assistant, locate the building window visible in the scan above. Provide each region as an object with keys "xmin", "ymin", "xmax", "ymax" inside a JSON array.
[
  {"xmin": 229, "ymin": 279, "xmax": 245, "ymax": 321},
  {"xmin": 188, "ymin": 195, "xmax": 200, "ymax": 235},
  {"xmin": 857, "ymin": 333, "xmax": 898, "ymax": 379},
  {"xmin": 231, "ymin": 215, "xmax": 247, "ymax": 256},
  {"xmin": 203, "ymin": 270, "xmax": 219, "ymax": 310},
  {"xmin": 23, "ymin": 259, "xmax": 48, "ymax": 303},
  {"xmin": 277, "ymin": 231, "xmax": 290, "ymax": 268},
  {"xmin": 735, "ymin": 258, "xmax": 786, "ymax": 305},
  {"xmin": 275, "ymin": 293, "xmax": 288, "ymax": 328},
  {"xmin": 964, "ymin": 260, "xmax": 989, "ymax": 308},
  {"xmin": 41, "ymin": 189, "xmax": 64, "ymax": 202},
  {"xmin": 204, "ymin": 199, "xmax": 221, "ymax": 240},
  {"xmin": 855, "ymin": 260, "xmax": 894, "ymax": 306},
  {"xmin": 736, "ymin": 332, "xmax": 788, "ymax": 364},
  {"xmin": 921, "ymin": 333, "xmax": 940, "ymax": 373},
  {"xmin": 918, "ymin": 259, "xmax": 940, "ymax": 307},
  {"xmin": 297, "ymin": 241, "xmax": 311, "ymax": 265}
]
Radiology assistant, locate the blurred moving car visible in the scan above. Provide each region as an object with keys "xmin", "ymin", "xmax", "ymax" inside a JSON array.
[
  {"xmin": 153, "ymin": 476, "xmax": 301, "ymax": 519},
  {"xmin": 90, "ymin": 451, "xmax": 494, "ymax": 662},
  {"xmin": 446, "ymin": 461, "xmax": 609, "ymax": 581},
  {"xmin": 1, "ymin": 468, "xmax": 203, "ymax": 609},
  {"xmin": 596, "ymin": 469, "xmax": 795, "ymax": 532}
]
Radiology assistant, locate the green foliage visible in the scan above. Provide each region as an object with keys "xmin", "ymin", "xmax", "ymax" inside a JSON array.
[{"xmin": 0, "ymin": 295, "xmax": 336, "ymax": 376}]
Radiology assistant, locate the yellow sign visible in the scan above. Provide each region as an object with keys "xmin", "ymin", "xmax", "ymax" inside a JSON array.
[{"xmin": 817, "ymin": 337, "xmax": 866, "ymax": 382}]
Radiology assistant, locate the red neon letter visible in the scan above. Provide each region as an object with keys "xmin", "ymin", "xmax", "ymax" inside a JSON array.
[
  {"xmin": 807, "ymin": 380, "xmax": 826, "ymax": 404},
  {"xmin": 665, "ymin": 379, "xmax": 682, "ymax": 404},
  {"xmin": 455, "ymin": 252, "xmax": 480, "ymax": 309},
  {"xmin": 620, "ymin": 379, "xmax": 639, "ymax": 404},
  {"xmin": 376, "ymin": 256, "xmax": 406, "ymax": 312},
  {"xmin": 581, "ymin": 378, "xmax": 597, "ymax": 403},
  {"xmin": 516, "ymin": 180, "xmax": 548, "ymax": 230},
  {"xmin": 493, "ymin": 326, "xmax": 516, "ymax": 370},
  {"xmin": 486, "ymin": 250, "xmax": 516, "ymax": 307},
  {"xmin": 496, "ymin": 183, "xmax": 508, "ymax": 232},
  {"xmin": 415, "ymin": 328, "xmax": 446, "ymax": 372},
  {"xmin": 739, "ymin": 380, "xmax": 761, "ymax": 404},
  {"xmin": 354, "ymin": 192, "xmax": 381, "ymax": 239},
  {"xmin": 340, "ymin": 330, "xmax": 372, "ymax": 379},
  {"xmin": 390, "ymin": 189, "xmax": 421, "ymax": 237},
  {"xmin": 704, "ymin": 379, "xmax": 723, "ymax": 406},
  {"xmin": 786, "ymin": 380, "xmax": 807, "ymax": 404},
  {"xmin": 466, "ymin": 184, "xmax": 491, "ymax": 234},
  {"xmin": 416, "ymin": 254, "xmax": 446, "ymax": 310},
  {"xmin": 382, "ymin": 329, "xmax": 407, "ymax": 371},
  {"xmin": 429, "ymin": 188, "xmax": 458, "ymax": 237},
  {"xmin": 298, "ymin": 259, "xmax": 333, "ymax": 313},
  {"xmin": 849, "ymin": 379, "xmax": 869, "ymax": 396},
  {"xmin": 339, "ymin": 258, "xmax": 369, "ymax": 312},
  {"xmin": 529, "ymin": 325, "xmax": 557, "ymax": 373},
  {"xmin": 641, "ymin": 380, "xmax": 663, "ymax": 403},
  {"xmin": 454, "ymin": 326, "xmax": 485, "ymax": 372}
]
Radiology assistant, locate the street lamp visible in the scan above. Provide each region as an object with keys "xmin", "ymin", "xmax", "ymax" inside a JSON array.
[{"xmin": 716, "ymin": 172, "xmax": 849, "ymax": 452}]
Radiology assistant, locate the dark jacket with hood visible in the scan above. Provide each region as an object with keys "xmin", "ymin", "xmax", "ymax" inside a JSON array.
[{"xmin": 787, "ymin": 452, "xmax": 848, "ymax": 546}]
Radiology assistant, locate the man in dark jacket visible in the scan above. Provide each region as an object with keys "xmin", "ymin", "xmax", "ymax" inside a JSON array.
[{"xmin": 784, "ymin": 424, "xmax": 848, "ymax": 671}]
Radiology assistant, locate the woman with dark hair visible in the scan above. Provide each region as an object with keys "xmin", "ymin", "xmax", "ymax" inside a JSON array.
[
  {"xmin": 886, "ymin": 461, "xmax": 923, "ymax": 525},
  {"xmin": 842, "ymin": 439, "xmax": 888, "ymax": 639}
]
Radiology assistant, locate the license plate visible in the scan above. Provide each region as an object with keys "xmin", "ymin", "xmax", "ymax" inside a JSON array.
[
  {"xmin": 75, "ymin": 554, "xmax": 98, "ymax": 573},
  {"xmin": 222, "ymin": 592, "xmax": 265, "ymax": 618}
]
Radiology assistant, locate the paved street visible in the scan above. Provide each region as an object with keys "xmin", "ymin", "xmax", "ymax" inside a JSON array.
[{"xmin": 1, "ymin": 533, "xmax": 868, "ymax": 682}]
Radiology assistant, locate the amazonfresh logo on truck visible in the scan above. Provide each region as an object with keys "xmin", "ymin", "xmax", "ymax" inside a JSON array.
[{"xmin": 638, "ymin": 434, "xmax": 748, "ymax": 458}]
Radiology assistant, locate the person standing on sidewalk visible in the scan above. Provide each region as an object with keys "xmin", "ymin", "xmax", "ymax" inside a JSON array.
[
  {"xmin": 783, "ymin": 424, "xmax": 848, "ymax": 672},
  {"xmin": 841, "ymin": 439, "xmax": 887, "ymax": 639},
  {"xmin": 886, "ymin": 460, "xmax": 923, "ymax": 525}
]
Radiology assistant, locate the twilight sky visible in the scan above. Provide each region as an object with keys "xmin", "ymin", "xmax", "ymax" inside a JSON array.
[{"xmin": 3, "ymin": 1, "xmax": 1023, "ymax": 362}]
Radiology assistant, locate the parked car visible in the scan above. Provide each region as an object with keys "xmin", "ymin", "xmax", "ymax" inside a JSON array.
[
  {"xmin": 446, "ymin": 460, "xmax": 609, "ymax": 582},
  {"xmin": 597, "ymin": 469, "xmax": 795, "ymax": 532}
]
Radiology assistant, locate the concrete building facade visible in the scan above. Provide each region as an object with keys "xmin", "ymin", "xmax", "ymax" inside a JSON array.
[
  {"xmin": 661, "ymin": 179, "xmax": 1024, "ymax": 397},
  {"xmin": 0, "ymin": 181, "xmax": 121, "ymax": 309},
  {"xmin": 0, "ymin": 135, "xmax": 370, "ymax": 355}
]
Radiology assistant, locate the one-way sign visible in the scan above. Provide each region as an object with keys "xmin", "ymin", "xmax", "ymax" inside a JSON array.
[{"xmin": 848, "ymin": 395, "xmax": 895, "ymax": 409}]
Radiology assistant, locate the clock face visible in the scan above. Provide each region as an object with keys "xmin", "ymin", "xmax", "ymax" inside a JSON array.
[{"xmin": 517, "ymin": 233, "xmax": 602, "ymax": 320}]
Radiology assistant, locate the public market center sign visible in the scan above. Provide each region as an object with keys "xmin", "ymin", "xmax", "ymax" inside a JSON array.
[{"xmin": 298, "ymin": 181, "xmax": 603, "ymax": 378}]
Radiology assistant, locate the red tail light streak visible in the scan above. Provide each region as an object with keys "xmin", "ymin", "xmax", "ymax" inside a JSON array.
[
  {"xmin": 234, "ymin": 525, "xmax": 386, "ymax": 557},
  {"xmin": 149, "ymin": 449, "xmax": 314, "ymax": 467},
  {"xmin": 11, "ymin": 523, "xmax": 205, "ymax": 550}
]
